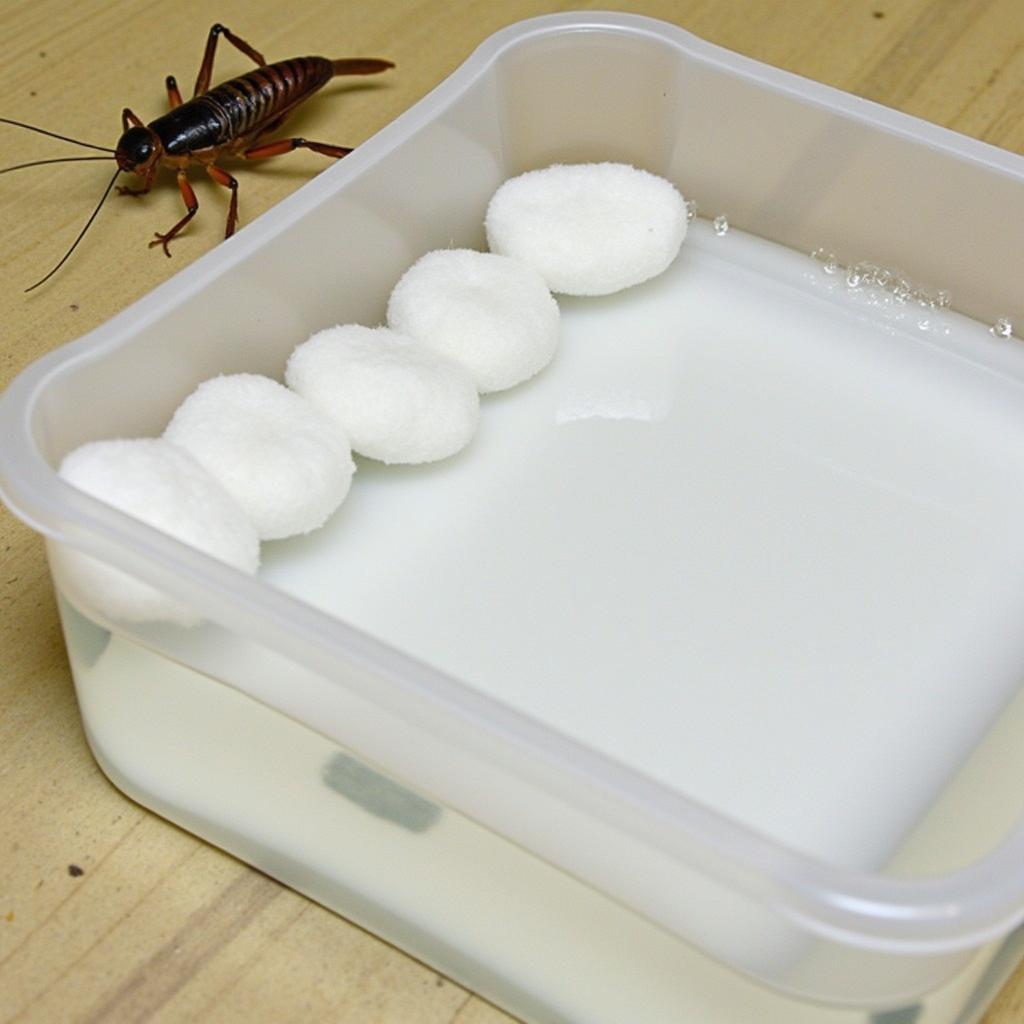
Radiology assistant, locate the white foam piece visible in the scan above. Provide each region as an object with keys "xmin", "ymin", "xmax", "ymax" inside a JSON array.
[
  {"xmin": 485, "ymin": 162, "xmax": 688, "ymax": 296},
  {"xmin": 386, "ymin": 249, "xmax": 560, "ymax": 393},
  {"xmin": 53, "ymin": 438, "xmax": 260, "ymax": 627},
  {"xmin": 286, "ymin": 324, "xmax": 480, "ymax": 464},
  {"xmin": 164, "ymin": 373, "xmax": 355, "ymax": 540}
]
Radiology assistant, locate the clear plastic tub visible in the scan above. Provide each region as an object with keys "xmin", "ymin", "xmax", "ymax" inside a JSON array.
[{"xmin": 4, "ymin": 12, "xmax": 1024, "ymax": 1022}]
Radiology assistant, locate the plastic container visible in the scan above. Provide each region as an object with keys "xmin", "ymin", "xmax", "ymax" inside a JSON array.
[{"xmin": 4, "ymin": 12, "xmax": 1024, "ymax": 1023}]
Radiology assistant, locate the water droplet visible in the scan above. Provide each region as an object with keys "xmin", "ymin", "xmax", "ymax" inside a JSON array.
[
  {"xmin": 991, "ymin": 317, "xmax": 1014, "ymax": 339},
  {"xmin": 685, "ymin": 199, "xmax": 698, "ymax": 221},
  {"xmin": 807, "ymin": 250, "xmax": 953, "ymax": 318},
  {"xmin": 917, "ymin": 317, "xmax": 931, "ymax": 331},
  {"xmin": 713, "ymin": 214, "xmax": 729, "ymax": 236}
]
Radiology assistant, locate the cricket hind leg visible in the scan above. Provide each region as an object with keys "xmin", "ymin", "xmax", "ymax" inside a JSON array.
[
  {"xmin": 193, "ymin": 23, "xmax": 267, "ymax": 97},
  {"xmin": 243, "ymin": 137, "xmax": 353, "ymax": 161}
]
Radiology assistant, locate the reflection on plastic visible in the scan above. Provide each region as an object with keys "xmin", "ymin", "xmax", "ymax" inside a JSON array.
[
  {"xmin": 322, "ymin": 751, "xmax": 442, "ymax": 833},
  {"xmin": 870, "ymin": 1006, "xmax": 922, "ymax": 1024}
]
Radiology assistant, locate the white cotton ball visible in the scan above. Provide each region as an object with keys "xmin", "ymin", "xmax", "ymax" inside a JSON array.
[
  {"xmin": 164, "ymin": 373, "xmax": 354, "ymax": 540},
  {"xmin": 485, "ymin": 162, "xmax": 688, "ymax": 296},
  {"xmin": 52, "ymin": 438, "xmax": 260, "ymax": 627},
  {"xmin": 386, "ymin": 249, "xmax": 560, "ymax": 394},
  {"xmin": 286, "ymin": 325, "xmax": 479, "ymax": 465}
]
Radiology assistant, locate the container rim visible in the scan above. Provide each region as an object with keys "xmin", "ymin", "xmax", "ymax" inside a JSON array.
[{"xmin": 3, "ymin": 11, "xmax": 1024, "ymax": 954}]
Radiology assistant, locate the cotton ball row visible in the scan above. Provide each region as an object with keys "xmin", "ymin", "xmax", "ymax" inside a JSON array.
[
  {"xmin": 485, "ymin": 162, "xmax": 688, "ymax": 296},
  {"xmin": 53, "ymin": 438, "xmax": 260, "ymax": 628},
  {"xmin": 286, "ymin": 325, "xmax": 479, "ymax": 465},
  {"xmin": 52, "ymin": 160, "xmax": 688, "ymax": 630},
  {"xmin": 165, "ymin": 373, "xmax": 354, "ymax": 540},
  {"xmin": 279, "ymin": 164, "xmax": 686, "ymax": 466}
]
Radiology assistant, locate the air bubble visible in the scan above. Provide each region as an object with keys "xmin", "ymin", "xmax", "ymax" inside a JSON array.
[
  {"xmin": 892, "ymin": 279, "xmax": 913, "ymax": 302},
  {"xmin": 713, "ymin": 214, "xmax": 729, "ymax": 236},
  {"xmin": 935, "ymin": 290, "xmax": 952, "ymax": 309},
  {"xmin": 991, "ymin": 318, "xmax": 1014, "ymax": 339},
  {"xmin": 685, "ymin": 199, "xmax": 699, "ymax": 221},
  {"xmin": 823, "ymin": 254, "xmax": 840, "ymax": 275}
]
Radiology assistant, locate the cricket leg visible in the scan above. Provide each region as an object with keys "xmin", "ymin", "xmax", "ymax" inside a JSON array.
[
  {"xmin": 148, "ymin": 169, "xmax": 198, "ymax": 256},
  {"xmin": 121, "ymin": 107, "xmax": 144, "ymax": 131},
  {"xmin": 193, "ymin": 23, "xmax": 266, "ymax": 96},
  {"xmin": 165, "ymin": 74, "xmax": 183, "ymax": 108},
  {"xmin": 205, "ymin": 164, "xmax": 240, "ymax": 237},
  {"xmin": 243, "ymin": 137, "xmax": 353, "ymax": 161}
]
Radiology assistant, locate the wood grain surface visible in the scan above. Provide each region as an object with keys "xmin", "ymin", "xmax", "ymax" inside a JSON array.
[{"xmin": 2, "ymin": 1, "xmax": 1024, "ymax": 1021}]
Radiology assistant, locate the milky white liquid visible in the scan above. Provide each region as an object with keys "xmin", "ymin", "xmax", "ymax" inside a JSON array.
[
  {"xmin": 59, "ymin": 220, "xmax": 1024, "ymax": 1022},
  {"xmin": 260, "ymin": 220, "xmax": 1024, "ymax": 872}
]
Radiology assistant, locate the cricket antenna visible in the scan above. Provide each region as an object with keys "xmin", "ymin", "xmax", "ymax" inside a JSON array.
[
  {"xmin": 0, "ymin": 155, "xmax": 115, "ymax": 176},
  {"xmin": 25, "ymin": 167, "xmax": 122, "ymax": 293},
  {"xmin": 0, "ymin": 117, "xmax": 115, "ymax": 153}
]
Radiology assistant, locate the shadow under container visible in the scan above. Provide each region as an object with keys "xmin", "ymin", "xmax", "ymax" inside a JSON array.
[{"xmin": 4, "ymin": 12, "xmax": 1024, "ymax": 1024}]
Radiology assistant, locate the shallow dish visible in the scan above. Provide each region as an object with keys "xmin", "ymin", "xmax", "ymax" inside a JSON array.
[{"xmin": 4, "ymin": 12, "xmax": 1024, "ymax": 1023}]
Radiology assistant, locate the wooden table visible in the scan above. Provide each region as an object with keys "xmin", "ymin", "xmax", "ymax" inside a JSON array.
[{"xmin": 2, "ymin": 1, "xmax": 1023, "ymax": 1020}]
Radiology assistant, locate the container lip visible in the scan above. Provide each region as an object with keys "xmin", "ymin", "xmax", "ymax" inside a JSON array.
[{"xmin": 5, "ymin": 10, "xmax": 1024, "ymax": 952}]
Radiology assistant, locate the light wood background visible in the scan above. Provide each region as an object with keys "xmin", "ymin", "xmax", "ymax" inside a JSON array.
[{"xmin": 2, "ymin": 1, "xmax": 1024, "ymax": 1021}]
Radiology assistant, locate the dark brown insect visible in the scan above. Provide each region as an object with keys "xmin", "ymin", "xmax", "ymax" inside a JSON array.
[{"xmin": 1, "ymin": 24, "xmax": 393, "ymax": 291}]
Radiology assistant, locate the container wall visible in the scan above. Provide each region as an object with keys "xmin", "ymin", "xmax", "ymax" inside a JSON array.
[
  {"xmin": 50, "ymin": 547, "xmax": 1013, "ymax": 1009},
  {"xmin": 882, "ymin": 681, "xmax": 1024, "ymax": 879}
]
